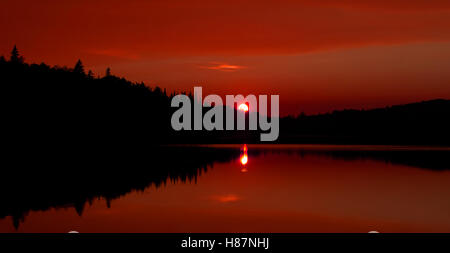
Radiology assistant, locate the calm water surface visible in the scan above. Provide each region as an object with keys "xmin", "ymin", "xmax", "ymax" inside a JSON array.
[{"xmin": 1, "ymin": 144, "xmax": 450, "ymax": 233}]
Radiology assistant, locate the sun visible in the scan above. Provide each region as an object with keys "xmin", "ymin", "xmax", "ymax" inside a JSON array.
[{"xmin": 238, "ymin": 103, "xmax": 249, "ymax": 112}]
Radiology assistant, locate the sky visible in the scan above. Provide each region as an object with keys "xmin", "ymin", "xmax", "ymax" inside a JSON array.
[{"xmin": 1, "ymin": 0, "xmax": 450, "ymax": 115}]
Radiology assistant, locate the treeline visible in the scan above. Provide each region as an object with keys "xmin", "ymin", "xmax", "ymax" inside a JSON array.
[
  {"xmin": 1, "ymin": 46, "xmax": 262, "ymax": 148},
  {"xmin": 1, "ymin": 46, "xmax": 449, "ymax": 146},
  {"xmin": 281, "ymin": 99, "xmax": 450, "ymax": 145},
  {"xmin": 1, "ymin": 46, "xmax": 172, "ymax": 151}
]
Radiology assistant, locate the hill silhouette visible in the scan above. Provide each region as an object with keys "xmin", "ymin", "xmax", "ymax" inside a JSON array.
[
  {"xmin": 1, "ymin": 47, "xmax": 171, "ymax": 151},
  {"xmin": 1, "ymin": 46, "xmax": 449, "ymax": 146},
  {"xmin": 281, "ymin": 99, "xmax": 450, "ymax": 145}
]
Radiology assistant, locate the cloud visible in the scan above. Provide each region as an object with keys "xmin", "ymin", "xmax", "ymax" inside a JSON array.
[
  {"xmin": 200, "ymin": 63, "xmax": 246, "ymax": 72},
  {"xmin": 211, "ymin": 194, "xmax": 241, "ymax": 203}
]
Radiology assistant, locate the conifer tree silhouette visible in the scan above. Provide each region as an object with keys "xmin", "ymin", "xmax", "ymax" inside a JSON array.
[
  {"xmin": 73, "ymin": 59, "xmax": 85, "ymax": 75},
  {"xmin": 105, "ymin": 67, "xmax": 111, "ymax": 77},
  {"xmin": 87, "ymin": 70, "xmax": 94, "ymax": 79},
  {"xmin": 10, "ymin": 45, "xmax": 24, "ymax": 63}
]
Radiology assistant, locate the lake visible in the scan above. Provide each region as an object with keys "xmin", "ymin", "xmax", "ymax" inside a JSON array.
[{"xmin": 1, "ymin": 144, "xmax": 450, "ymax": 233}]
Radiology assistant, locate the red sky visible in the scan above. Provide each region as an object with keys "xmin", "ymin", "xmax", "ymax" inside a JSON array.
[{"xmin": 1, "ymin": 0, "xmax": 450, "ymax": 115}]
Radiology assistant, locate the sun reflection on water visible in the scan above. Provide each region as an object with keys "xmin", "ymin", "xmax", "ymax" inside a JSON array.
[{"xmin": 240, "ymin": 144, "xmax": 248, "ymax": 172}]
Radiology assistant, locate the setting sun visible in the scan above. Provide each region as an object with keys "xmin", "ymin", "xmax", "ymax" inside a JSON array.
[{"xmin": 238, "ymin": 103, "xmax": 249, "ymax": 112}]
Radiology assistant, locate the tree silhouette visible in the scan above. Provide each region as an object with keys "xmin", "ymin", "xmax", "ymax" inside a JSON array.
[
  {"xmin": 105, "ymin": 67, "xmax": 111, "ymax": 77},
  {"xmin": 73, "ymin": 59, "xmax": 85, "ymax": 75},
  {"xmin": 10, "ymin": 45, "xmax": 24, "ymax": 63},
  {"xmin": 87, "ymin": 70, "xmax": 94, "ymax": 79}
]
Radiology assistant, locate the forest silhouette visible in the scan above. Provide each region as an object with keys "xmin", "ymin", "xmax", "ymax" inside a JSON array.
[{"xmin": 2, "ymin": 46, "xmax": 450, "ymax": 147}]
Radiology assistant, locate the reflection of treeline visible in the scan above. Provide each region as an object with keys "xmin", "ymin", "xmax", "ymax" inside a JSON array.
[
  {"xmin": 2, "ymin": 144, "xmax": 448, "ymax": 229},
  {"xmin": 246, "ymin": 147, "xmax": 450, "ymax": 171},
  {"xmin": 0, "ymin": 146, "xmax": 240, "ymax": 229}
]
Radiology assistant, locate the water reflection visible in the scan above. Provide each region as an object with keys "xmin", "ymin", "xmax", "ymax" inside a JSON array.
[
  {"xmin": 240, "ymin": 144, "xmax": 249, "ymax": 172},
  {"xmin": 0, "ymin": 144, "xmax": 449, "ymax": 232},
  {"xmin": 0, "ymin": 146, "xmax": 240, "ymax": 230},
  {"xmin": 240, "ymin": 154, "xmax": 248, "ymax": 166},
  {"xmin": 240, "ymin": 145, "xmax": 249, "ymax": 164}
]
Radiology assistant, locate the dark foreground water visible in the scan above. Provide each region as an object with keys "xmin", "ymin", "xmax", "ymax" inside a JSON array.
[{"xmin": 1, "ymin": 144, "xmax": 450, "ymax": 233}]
